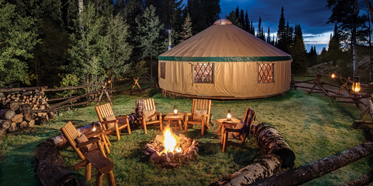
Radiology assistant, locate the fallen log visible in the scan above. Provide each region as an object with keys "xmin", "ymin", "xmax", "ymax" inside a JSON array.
[
  {"xmin": 11, "ymin": 114, "xmax": 23, "ymax": 123},
  {"xmin": 0, "ymin": 86, "xmax": 47, "ymax": 93},
  {"xmin": 28, "ymin": 120, "xmax": 35, "ymax": 127},
  {"xmin": 339, "ymin": 171, "xmax": 373, "ymax": 186},
  {"xmin": 211, "ymin": 154, "xmax": 282, "ymax": 186},
  {"xmin": 250, "ymin": 122, "xmax": 295, "ymax": 168},
  {"xmin": 35, "ymin": 140, "xmax": 86, "ymax": 186},
  {"xmin": 249, "ymin": 141, "xmax": 373, "ymax": 186}
]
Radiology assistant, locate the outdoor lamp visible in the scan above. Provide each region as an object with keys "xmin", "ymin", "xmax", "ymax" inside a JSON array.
[
  {"xmin": 173, "ymin": 106, "xmax": 178, "ymax": 115},
  {"xmin": 107, "ymin": 79, "xmax": 111, "ymax": 84},
  {"xmin": 227, "ymin": 110, "xmax": 232, "ymax": 121},
  {"xmin": 352, "ymin": 76, "xmax": 361, "ymax": 93},
  {"xmin": 331, "ymin": 73, "xmax": 336, "ymax": 79}
]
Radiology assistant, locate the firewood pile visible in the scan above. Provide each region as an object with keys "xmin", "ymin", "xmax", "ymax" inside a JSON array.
[
  {"xmin": 144, "ymin": 133, "xmax": 199, "ymax": 168},
  {"xmin": 0, "ymin": 91, "xmax": 52, "ymax": 136}
]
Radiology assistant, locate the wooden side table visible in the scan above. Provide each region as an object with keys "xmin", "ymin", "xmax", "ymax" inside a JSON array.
[
  {"xmin": 215, "ymin": 118, "xmax": 241, "ymax": 144},
  {"xmin": 163, "ymin": 113, "xmax": 184, "ymax": 130}
]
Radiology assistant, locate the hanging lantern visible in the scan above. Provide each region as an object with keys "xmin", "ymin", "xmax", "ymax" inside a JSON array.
[
  {"xmin": 173, "ymin": 106, "xmax": 178, "ymax": 115},
  {"xmin": 107, "ymin": 79, "xmax": 111, "ymax": 84},
  {"xmin": 331, "ymin": 73, "xmax": 336, "ymax": 79},
  {"xmin": 227, "ymin": 110, "xmax": 232, "ymax": 121},
  {"xmin": 352, "ymin": 76, "xmax": 361, "ymax": 93}
]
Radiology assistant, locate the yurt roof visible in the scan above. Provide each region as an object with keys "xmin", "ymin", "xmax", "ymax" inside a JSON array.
[{"xmin": 159, "ymin": 19, "xmax": 291, "ymax": 62}]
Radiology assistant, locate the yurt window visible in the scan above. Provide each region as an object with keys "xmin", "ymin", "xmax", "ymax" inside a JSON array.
[
  {"xmin": 193, "ymin": 63, "xmax": 214, "ymax": 83},
  {"xmin": 160, "ymin": 62, "xmax": 165, "ymax": 79},
  {"xmin": 258, "ymin": 63, "xmax": 274, "ymax": 83}
]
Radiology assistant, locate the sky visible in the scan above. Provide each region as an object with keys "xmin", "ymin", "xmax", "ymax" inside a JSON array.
[{"xmin": 219, "ymin": 0, "xmax": 336, "ymax": 53}]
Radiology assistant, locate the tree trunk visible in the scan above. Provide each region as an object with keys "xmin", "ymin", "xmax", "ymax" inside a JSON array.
[
  {"xmin": 211, "ymin": 154, "xmax": 282, "ymax": 186},
  {"xmin": 0, "ymin": 109, "xmax": 15, "ymax": 120},
  {"xmin": 35, "ymin": 140, "xmax": 87, "ymax": 186},
  {"xmin": 250, "ymin": 122, "xmax": 296, "ymax": 168},
  {"xmin": 249, "ymin": 141, "xmax": 373, "ymax": 186},
  {"xmin": 0, "ymin": 119, "xmax": 11, "ymax": 129},
  {"xmin": 339, "ymin": 171, "xmax": 373, "ymax": 186}
]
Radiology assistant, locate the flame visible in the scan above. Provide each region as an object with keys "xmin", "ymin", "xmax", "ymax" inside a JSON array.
[
  {"xmin": 354, "ymin": 87, "xmax": 360, "ymax": 92},
  {"xmin": 163, "ymin": 128, "xmax": 182, "ymax": 153},
  {"xmin": 331, "ymin": 73, "xmax": 335, "ymax": 78}
]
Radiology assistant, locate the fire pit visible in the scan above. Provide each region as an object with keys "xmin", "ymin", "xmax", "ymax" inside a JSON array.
[{"xmin": 144, "ymin": 127, "xmax": 199, "ymax": 168}]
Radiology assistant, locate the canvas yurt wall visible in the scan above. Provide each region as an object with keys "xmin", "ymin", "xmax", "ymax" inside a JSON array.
[{"xmin": 158, "ymin": 19, "xmax": 292, "ymax": 99}]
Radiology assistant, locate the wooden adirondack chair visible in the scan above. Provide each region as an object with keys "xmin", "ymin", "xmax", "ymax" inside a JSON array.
[
  {"xmin": 222, "ymin": 107, "xmax": 256, "ymax": 152},
  {"xmin": 139, "ymin": 98, "xmax": 163, "ymax": 134},
  {"xmin": 184, "ymin": 99, "xmax": 211, "ymax": 135},
  {"xmin": 61, "ymin": 121, "xmax": 116, "ymax": 186},
  {"xmin": 95, "ymin": 103, "xmax": 131, "ymax": 141}
]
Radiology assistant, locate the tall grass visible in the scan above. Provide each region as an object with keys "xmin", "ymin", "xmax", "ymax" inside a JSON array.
[{"xmin": 0, "ymin": 89, "xmax": 371, "ymax": 186}]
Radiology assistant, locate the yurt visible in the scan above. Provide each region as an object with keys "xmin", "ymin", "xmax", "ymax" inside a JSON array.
[{"xmin": 158, "ymin": 19, "xmax": 292, "ymax": 99}]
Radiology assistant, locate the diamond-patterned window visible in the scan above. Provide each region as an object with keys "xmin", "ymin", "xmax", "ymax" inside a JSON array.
[
  {"xmin": 193, "ymin": 63, "xmax": 214, "ymax": 83},
  {"xmin": 160, "ymin": 62, "xmax": 165, "ymax": 79},
  {"xmin": 258, "ymin": 63, "xmax": 274, "ymax": 83}
]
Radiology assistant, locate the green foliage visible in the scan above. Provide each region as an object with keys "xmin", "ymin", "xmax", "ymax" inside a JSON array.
[
  {"xmin": 180, "ymin": 13, "xmax": 193, "ymax": 42},
  {"xmin": 327, "ymin": 0, "xmax": 369, "ymax": 45},
  {"xmin": 102, "ymin": 13, "xmax": 132, "ymax": 80},
  {"xmin": 128, "ymin": 61, "xmax": 149, "ymax": 78},
  {"xmin": 56, "ymin": 74, "xmax": 80, "ymax": 97},
  {"xmin": 187, "ymin": 0, "xmax": 221, "ymax": 33},
  {"xmin": 68, "ymin": 2, "xmax": 107, "ymax": 92},
  {"xmin": 0, "ymin": 0, "xmax": 39, "ymax": 87},
  {"xmin": 290, "ymin": 24, "xmax": 307, "ymax": 74},
  {"xmin": 226, "ymin": 11, "xmax": 242, "ymax": 28}
]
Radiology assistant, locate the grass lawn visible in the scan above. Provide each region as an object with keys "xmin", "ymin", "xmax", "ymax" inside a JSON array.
[{"xmin": 0, "ymin": 89, "xmax": 372, "ymax": 186}]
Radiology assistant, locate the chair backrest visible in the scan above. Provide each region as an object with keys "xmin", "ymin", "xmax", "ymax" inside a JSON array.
[
  {"xmin": 143, "ymin": 99, "xmax": 156, "ymax": 112},
  {"xmin": 96, "ymin": 103, "xmax": 115, "ymax": 122},
  {"xmin": 61, "ymin": 121, "xmax": 85, "ymax": 160},
  {"xmin": 242, "ymin": 107, "xmax": 256, "ymax": 134},
  {"xmin": 191, "ymin": 99, "xmax": 211, "ymax": 114}
]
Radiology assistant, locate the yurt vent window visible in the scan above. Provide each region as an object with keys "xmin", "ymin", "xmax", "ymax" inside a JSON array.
[
  {"xmin": 258, "ymin": 63, "xmax": 274, "ymax": 83},
  {"xmin": 193, "ymin": 63, "xmax": 214, "ymax": 83},
  {"xmin": 160, "ymin": 62, "xmax": 166, "ymax": 79}
]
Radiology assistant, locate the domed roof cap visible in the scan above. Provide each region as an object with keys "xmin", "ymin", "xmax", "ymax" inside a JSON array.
[{"xmin": 213, "ymin": 19, "xmax": 232, "ymax": 25}]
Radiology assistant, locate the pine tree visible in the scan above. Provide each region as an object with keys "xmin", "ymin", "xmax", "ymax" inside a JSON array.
[
  {"xmin": 267, "ymin": 27, "xmax": 271, "ymax": 44},
  {"xmin": 240, "ymin": 9, "xmax": 245, "ymax": 28},
  {"xmin": 290, "ymin": 24, "xmax": 307, "ymax": 74},
  {"xmin": 257, "ymin": 17, "xmax": 265, "ymax": 40},
  {"xmin": 135, "ymin": 5, "xmax": 164, "ymax": 78},
  {"xmin": 226, "ymin": 10, "xmax": 242, "ymax": 28},
  {"xmin": 244, "ymin": 10, "xmax": 250, "ymax": 32},
  {"xmin": 187, "ymin": 0, "xmax": 221, "ymax": 33},
  {"xmin": 180, "ymin": 13, "xmax": 193, "ymax": 42},
  {"xmin": 277, "ymin": 7, "xmax": 287, "ymax": 51},
  {"xmin": 328, "ymin": 24, "xmax": 341, "ymax": 65},
  {"xmin": 236, "ymin": 6, "xmax": 240, "ymax": 21},
  {"xmin": 102, "ymin": 13, "xmax": 132, "ymax": 81},
  {"xmin": 250, "ymin": 21, "xmax": 255, "ymax": 35},
  {"xmin": 0, "ymin": 0, "xmax": 39, "ymax": 86},
  {"xmin": 68, "ymin": 2, "xmax": 107, "ymax": 92}
]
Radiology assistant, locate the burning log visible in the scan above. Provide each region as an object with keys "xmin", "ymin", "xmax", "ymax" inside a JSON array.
[
  {"xmin": 144, "ymin": 128, "xmax": 199, "ymax": 168},
  {"xmin": 35, "ymin": 140, "xmax": 86, "ymax": 186},
  {"xmin": 250, "ymin": 122, "xmax": 295, "ymax": 168},
  {"xmin": 211, "ymin": 154, "xmax": 282, "ymax": 186}
]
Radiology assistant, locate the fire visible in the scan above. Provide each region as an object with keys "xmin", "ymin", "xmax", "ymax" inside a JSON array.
[{"xmin": 163, "ymin": 128, "xmax": 182, "ymax": 153}]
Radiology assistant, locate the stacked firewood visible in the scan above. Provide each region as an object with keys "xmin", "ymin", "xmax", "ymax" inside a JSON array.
[{"xmin": 0, "ymin": 91, "xmax": 52, "ymax": 136}]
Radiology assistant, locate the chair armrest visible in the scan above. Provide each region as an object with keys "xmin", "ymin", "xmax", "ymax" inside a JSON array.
[
  {"xmin": 101, "ymin": 120, "xmax": 118, "ymax": 124},
  {"xmin": 76, "ymin": 137, "xmax": 100, "ymax": 148},
  {"xmin": 185, "ymin": 113, "xmax": 192, "ymax": 116},
  {"xmin": 224, "ymin": 128, "xmax": 241, "ymax": 133},
  {"xmin": 85, "ymin": 130, "xmax": 104, "ymax": 138},
  {"xmin": 116, "ymin": 115, "xmax": 128, "ymax": 119}
]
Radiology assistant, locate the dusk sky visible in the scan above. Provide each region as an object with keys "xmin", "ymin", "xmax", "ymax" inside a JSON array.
[{"xmin": 218, "ymin": 0, "xmax": 371, "ymax": 53}]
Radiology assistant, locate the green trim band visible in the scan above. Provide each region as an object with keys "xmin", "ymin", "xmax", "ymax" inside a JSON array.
[{"xmin": 158, "ymin": 56, "xmax": 292, "ymax": 62}]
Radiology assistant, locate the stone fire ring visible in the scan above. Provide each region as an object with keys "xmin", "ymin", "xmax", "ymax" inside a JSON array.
[{"xmin": 144, "ymin": 134, "xmax": 199, "ymax": 168}]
